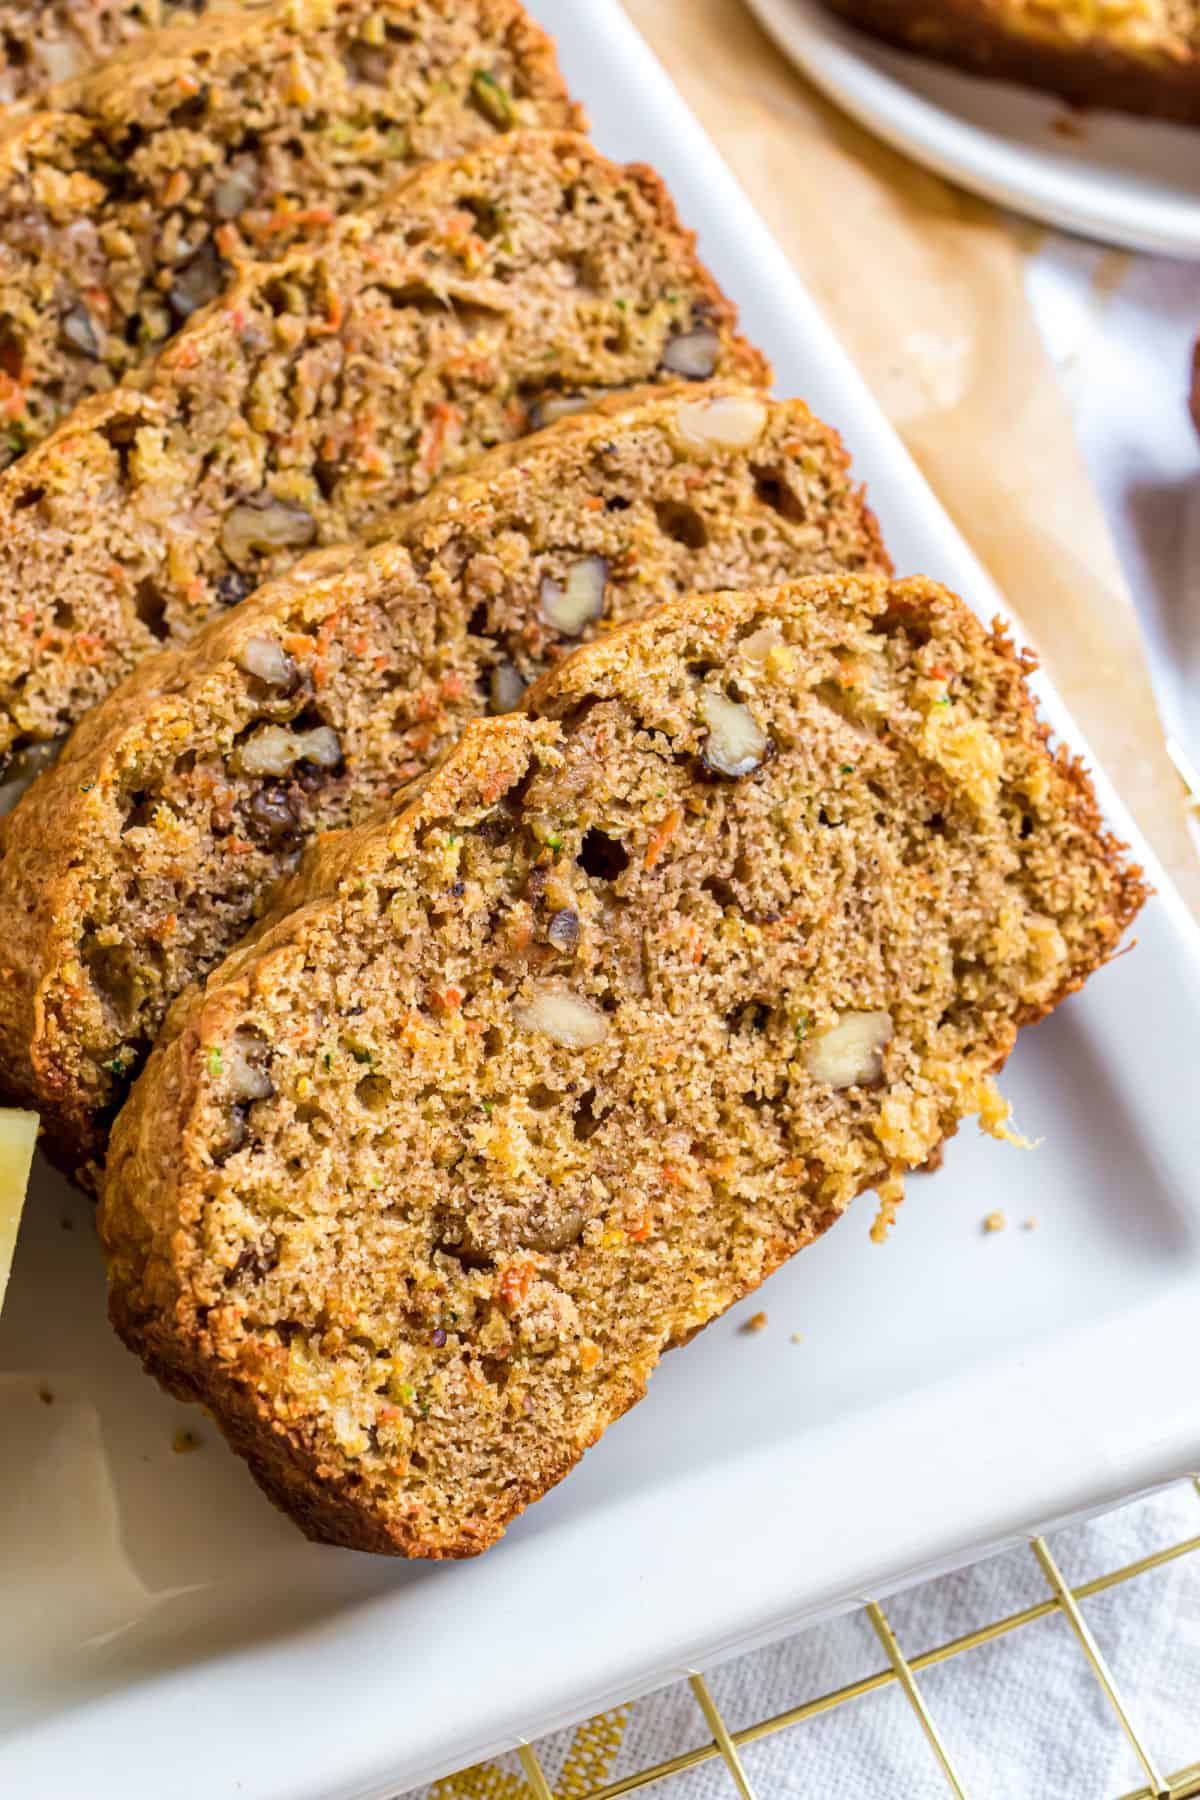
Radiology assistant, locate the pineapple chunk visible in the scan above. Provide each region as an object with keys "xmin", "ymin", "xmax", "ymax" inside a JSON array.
[{"xmin": 0, "ymin": 1110, "xmax": 38, "ymax": 1317}]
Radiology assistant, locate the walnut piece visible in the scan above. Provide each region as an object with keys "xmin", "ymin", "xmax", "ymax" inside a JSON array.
[
  {"xmin": 539, "ymin": 556, "xmax": 608, "ymax": 637},
  {"xmin": 169, "ymin": 239, "xmax": 224, "ymax": 324},
  {"xmin": 661, "ymin": 326, "xmax": 720, "ymax": 379},
  {"xmin": 674, "ymin": 393, "xmax": 767, "ymax": 453},
  {"xmin": 546, "ymin": 908, "xmax": 580, "ymax": 954},
  {"xmin": 514, "ymin": 987, "xmax": 609, "ymax": 1048},
  {"xmin": 488, "ymin": 662, "xmax": 527, "ymax": 714},
  {"xmin": 213, "ymin": 166, "xmax": 257, "ymax": 219},
  {"xmin": 699, "ymin": 689, "xmax": 769, "ymax": 778},
  {"xmin": 236, "ymin": 636, "xmax": 298, "ymax": 691},
  {"xmin": 224, "ymin": 1030, "xmax": 275, "ymax": 1103},
  {"xmin": 804, "ymin": 1010, "xmax": 893, "ymax": 1089},
  {"xmin": 221, "ymin": 496, "xmax": 317, "ymax": 567},
  {"xmin": 231, "ymin": 723, "xmax": 341, "ymax": 778},
  {"xmin": 61, "ymin": 302, "xmax": 101, "ymax": 360}
]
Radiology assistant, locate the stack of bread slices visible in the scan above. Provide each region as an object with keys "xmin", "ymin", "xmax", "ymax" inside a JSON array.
[{"xmin": 0, "ymin": 0, "xmax": 1144, "ymax": 1556}]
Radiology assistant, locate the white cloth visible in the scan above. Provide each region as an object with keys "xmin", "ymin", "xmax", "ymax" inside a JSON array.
[
  {"xmin": 408, "ymin": 242, "xmax": 1200, "ymax": 1800},
  {"xmin": 1026, "ymin": 238, "xmax": 1200, "ymax": 807},
  {"xmin": 426, "ymin": 1496, "xmax": 1200, "ymax": 1800},
  {"xmin": 413, "ymin": 1482, "xmax": 1200, "ymax": 1797}
]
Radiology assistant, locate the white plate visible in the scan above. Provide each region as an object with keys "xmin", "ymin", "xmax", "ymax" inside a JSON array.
[
  {"xmin": 2, "ymin": 4, "xmax": 1200, "ymax": 1794},
  {"xmin": 744, "ymin": 0, "xmax": 1200, "ymax": 258}
]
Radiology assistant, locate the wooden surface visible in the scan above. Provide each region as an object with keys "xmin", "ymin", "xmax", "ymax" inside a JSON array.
[{"xmin": 622, "ymin": 0, "xmax": 1199, "ymax": 913}]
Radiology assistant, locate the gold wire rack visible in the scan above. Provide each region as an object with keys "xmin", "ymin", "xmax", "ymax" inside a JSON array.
[{"xmin": 442, "ymin": 1476, "xmax": 1200, "ymax": 1800}]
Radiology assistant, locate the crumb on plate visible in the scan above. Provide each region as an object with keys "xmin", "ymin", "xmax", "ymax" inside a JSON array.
[{"xmin": 870, "ymin": 1172, "xmax": 906, "ymax": 1244}]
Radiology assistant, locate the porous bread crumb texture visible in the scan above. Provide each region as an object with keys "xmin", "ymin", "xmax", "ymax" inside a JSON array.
[
  {"xmin": 0, "ymin": 384, "xmax": 884, "ymax": 1172},
  {"xmin": 823, "ymin": 0, "xmax": 1200, "ymax": 124},
  {"xmin": 0, "ymin": 0, "xmax": 194, "ymax": 101},
  {"xmin": 0, "ymin": 131, "xmax": 764, "ymax": 762},
  {"xmin": 99, "ymin": 575, "xmax": 1146, "ymax": 1557},
  {"xmin": 0, "ymin": 0, "xmax": 580, "ymax": 456}
]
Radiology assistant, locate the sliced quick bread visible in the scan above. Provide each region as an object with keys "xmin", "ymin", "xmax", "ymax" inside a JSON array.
[
  {"xmin": 0, "ymin": 0, "xmax": 190, "ymax": 101},
  {"xmin": 0, "ymin": 0, "xmax": 579, "ymax": 456},
  {"xmin": 0, "ymin": 131, "xmax": 765, "ymax": 764},
  {"xmin": 0, "ymin": 384, "xmax": 883, "ymax": 1173},
  {"xmin": 99, "ymin": 574, "xmax": 1146, "ymax": 1556}
]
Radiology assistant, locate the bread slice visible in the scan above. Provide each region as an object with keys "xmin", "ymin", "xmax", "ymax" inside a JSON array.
[
  {"xmin": 0, "ymin": 0, "xmax": 580, "ymax": 457},
  {"xmin": 0, "ymin": 384, "xmax": 885, "ymax": 1174},
  {"xmin": 823, "ymin": 0, "xmax": 1200, "ymax": 126},
  {"xmin": 0, "ymin": 0, "xmax": 187, "ymax": 101},
  {"xmin": 99, "ymin": 574, "xmax": 1145, "ymax": 1556},
  {"xmin": 0, "ymin": 131, "xmax": 765, "ymax": 765}
]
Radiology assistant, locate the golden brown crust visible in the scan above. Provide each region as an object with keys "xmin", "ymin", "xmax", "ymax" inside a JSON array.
[
  {"xmin": 824, "ymin": 0, "xmax": 1200, "ymax": 124},
  {"xmin": 385, "ymin": 381, "xmax": 889, "ymax": 575},
  {"xmin": 100, "ymin": 575, "xmax": 1145, "ymax": 1556}
]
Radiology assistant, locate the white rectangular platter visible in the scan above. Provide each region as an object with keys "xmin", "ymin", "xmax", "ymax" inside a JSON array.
[{"xmin": 2, "ymin": 3, "xmax": 1199, "ymax": 1794}]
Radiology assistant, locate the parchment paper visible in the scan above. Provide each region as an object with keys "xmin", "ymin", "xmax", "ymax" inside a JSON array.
[{"xmin": 624, "ymin": 0, "xmax": 1200, "ymax": 916}]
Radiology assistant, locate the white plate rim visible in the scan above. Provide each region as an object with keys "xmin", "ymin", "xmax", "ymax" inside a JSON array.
[
  {"xmin": 743, "ymin": 0, "xmax": 1200, "ymax": 259},
  {"xmin": 2, "ymin": 2, "xmax": 1200, "ymax": 1794}
]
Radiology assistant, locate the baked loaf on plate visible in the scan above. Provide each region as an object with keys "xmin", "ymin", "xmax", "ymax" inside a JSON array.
[
  {"xmin": 0, "ymin": 131, "xmax": 764, "ymax": 763},
  {"xmin": 0, "ymin": 0, "xmax": 579, "ymax": 457},
  {"xmin": 99, "ymin": 575, "xmax": 1145, "ymax": 1556},
  {"xmin": 824, "ymin": 0, "xmax": 1200, "ymax": 126},
  {"xmin": 0, "ymin": 383, "xmax": 886, "ymax": 1174}
]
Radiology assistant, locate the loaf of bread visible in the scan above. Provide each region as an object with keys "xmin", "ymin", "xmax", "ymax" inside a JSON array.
[
  {"xmin": 99, "ymin": 574, "xmax": 1145, "ymax": 1556},
  {"xmin": 0, "ymin": 0, "xmax": 579, "ymax": 459},
  {"xmin": 824, "ymin": 0, "xmax": 1200, "ymax": 125},
  {"xmin": 0, "ymin": 131, "xmax": 765, "ymax": 766},
  {"xmin": 0, "ymin": 384, "xmax": 885, "ymax": 1174}
]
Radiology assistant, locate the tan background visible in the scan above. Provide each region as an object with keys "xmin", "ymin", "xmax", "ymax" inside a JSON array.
[{"xmin": 623, "ymin": 0, "xmax": 1200, "ymax": 916}]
